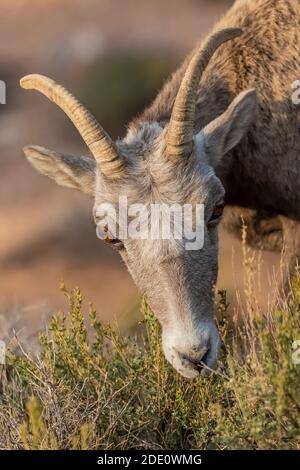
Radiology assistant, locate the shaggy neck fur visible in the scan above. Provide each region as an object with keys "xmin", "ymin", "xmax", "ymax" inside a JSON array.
[{"xmin": 130, "ymin": 0, "xmax": 300, "ymax": 220}]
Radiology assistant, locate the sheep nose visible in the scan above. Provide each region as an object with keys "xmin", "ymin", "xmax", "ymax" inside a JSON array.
[
  {"xmin": 162, "ymin": 321, "xmax": 221, "ymax": 378},
  {"xmin": 178, "ymin": 348, "xmax": 208, "ymax": 368}
]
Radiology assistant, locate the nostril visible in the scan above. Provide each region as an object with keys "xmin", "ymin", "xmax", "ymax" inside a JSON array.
[
  {"xmin": 181, "ymin": 354, "xmax": 199, "ymax": 365},
  {"xmin": 180, "ymin": 348, "xmax": 209, "ymax": 368}
]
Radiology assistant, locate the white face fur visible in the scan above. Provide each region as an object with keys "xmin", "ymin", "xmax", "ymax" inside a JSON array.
[
  {"xmin": 24, "ymin": 87, "xmax": 256, "ymax": 378},
  {"xmin": 92, "ymin": 123, "xmax": 225, "ymax": 378}
]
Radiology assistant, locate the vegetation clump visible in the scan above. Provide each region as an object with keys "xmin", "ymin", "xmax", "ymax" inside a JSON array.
[{"xmin": 0, "ymin": 270, "xmax": 300, "ymax": 450}]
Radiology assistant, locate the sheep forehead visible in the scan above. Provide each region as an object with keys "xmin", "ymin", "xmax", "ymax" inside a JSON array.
[{"xmin": 95, "ymin": 121, "xmax": 221, "ymax": 209}]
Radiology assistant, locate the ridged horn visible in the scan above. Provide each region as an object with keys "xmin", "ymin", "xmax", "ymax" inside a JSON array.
[
  {"xmin": 20, "ymin": 74, "xmax": 124, "ymax": 178},
  {"xmin": 166, "ymin": 28, "xmax": 243, "ymax": 161}
]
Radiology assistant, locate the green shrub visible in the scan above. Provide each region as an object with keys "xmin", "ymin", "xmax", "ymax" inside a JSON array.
[
  {"xmin": 0, "ymin": 273, "xmax": 300, "ymax": 449},
  {"xmin": 80, "ymin": 53, "xmax": 178, "ymax": 137}
]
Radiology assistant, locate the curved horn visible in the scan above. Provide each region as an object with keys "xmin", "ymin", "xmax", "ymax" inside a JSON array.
[
  {"xmin": 166, "ymin": 28, "xmax": 243, "ymax": 161},
  {"xmin": 20, "ymin": 74, "xmax": 124, "ymax": 178}
]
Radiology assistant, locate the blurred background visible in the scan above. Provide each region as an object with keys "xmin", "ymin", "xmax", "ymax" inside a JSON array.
[{"xmin": 0, "ymin": 0, "xmax": 279, "ymax": 342}]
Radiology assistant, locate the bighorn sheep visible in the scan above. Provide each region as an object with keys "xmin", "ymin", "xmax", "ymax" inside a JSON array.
[{"xmin": 21, "ymin": 0, "xmax": 300, "ymax": 378}]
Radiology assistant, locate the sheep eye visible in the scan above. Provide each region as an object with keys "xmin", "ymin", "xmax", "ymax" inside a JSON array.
[
  {"xmin": 95, "ymin": 222, "xmax": 124, "ymax": 250},
  {"xmin": 103, "ymin": 226, "xmax": 124, "ymax": 250},
  {"xmin": 209, "ymin": 203, "xmax": 224, "ymax": 224},
  {"xmin": 104, "ymin": 236, "xmax": 124, "ymax": 250}
]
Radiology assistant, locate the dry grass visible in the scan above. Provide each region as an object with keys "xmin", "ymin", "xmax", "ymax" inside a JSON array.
[{"xmin": 0, "ymin": 244, "xmax": 300, "ymax": 450}]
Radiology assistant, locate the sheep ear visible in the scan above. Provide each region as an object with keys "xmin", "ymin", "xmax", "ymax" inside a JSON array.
[
  {"xmin": 23, "ymin": 145, "xmax": 96, "ymax": 195},
  {"xmin": 198, "ymin": 89, "xmax": 257, "ymax": 167}
]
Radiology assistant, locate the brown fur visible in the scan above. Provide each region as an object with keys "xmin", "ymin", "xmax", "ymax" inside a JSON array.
[{"xmin": 131, "ymin": 0, "xmax": 300, "ymax": 284}]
